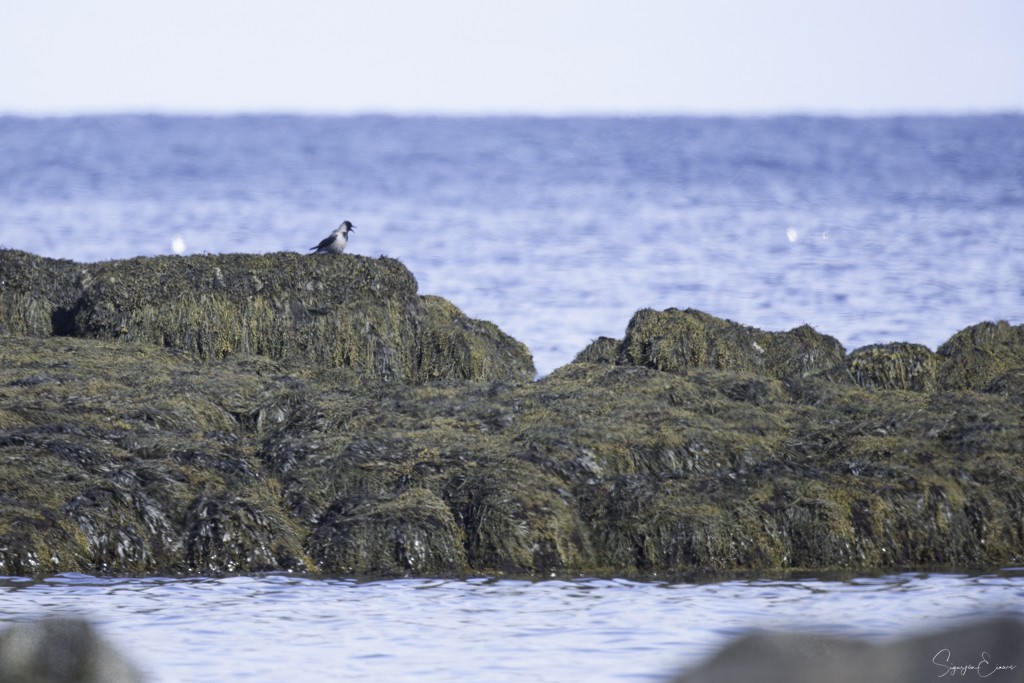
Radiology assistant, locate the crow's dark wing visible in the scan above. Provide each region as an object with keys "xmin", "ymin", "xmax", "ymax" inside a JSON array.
[{"xmin": 310, "ymin": 233, "xmax": 337, "ymax": 251}]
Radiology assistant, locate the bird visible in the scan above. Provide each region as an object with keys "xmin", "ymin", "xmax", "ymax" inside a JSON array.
[{"xmin": 310, "ymin": 221, "xmax": 356, "ymax": 254}]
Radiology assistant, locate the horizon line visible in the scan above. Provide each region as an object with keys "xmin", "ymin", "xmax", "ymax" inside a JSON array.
[{"xmin": 2, "ymin": 106, "xmax": 1022, "ymax": 119}]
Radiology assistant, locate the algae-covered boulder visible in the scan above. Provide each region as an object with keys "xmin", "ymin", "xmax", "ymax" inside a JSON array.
[
  {"xmin": 444, "ymin": 458, "xmax": 589, "ymax": 573},
  {"xmin": 0, "ymin": 249, "xmax": 83, "ymax": 337},
  {"xmin": 833, "ymin": 342, "xmax": 939, "ymax": 391},
  {"xmin": 762, "ymin": 323, "xmax": 847, "ymax": 379},
  {"xmin": 0, "ymin": 249, "xmax": 534, "ymax": 384},
  {"xmin": 573, "ymin": 336, "xmax": 621, "ymax": 364},
  {"xmin": 5, "ymin": 328, "xmax": 1024, "ymax": 578},
  {"xmin": 260, "ymin": 377, "xmax": 592, "ymax": 576},
  {"xmin": 308, "ymin": 488, "xmax": 468, "ymax": 574},
  {"xmin": 986, "ymin": 368, "xmax": 1024, "ymax": 403},
  {"xmin": 74, "ymin": 252, "xmax": 424, "ymax": 381},
  {"xmin": 938, "ymin": 320, "xmax": 1024, "ymax": 391},
  {"xmin": 416, "ymin": 295, "xmax": 535, "ymax": 382},
  {"xmin": 535, "ymin": 362, "xmax": 1024, "ymax": 574},
  {"xmin": 617, "ymin": 308, "xmax": 845, "ymax": 379}
]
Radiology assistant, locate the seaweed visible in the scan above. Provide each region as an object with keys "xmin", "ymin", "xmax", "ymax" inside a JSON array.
[
  {"xmin": 1, "ymin": 255, "xmax": 1023, "ymax": 578},
  {"xmin": 0, "ymin": 249, "xmax": 535, "ymax": 384}
]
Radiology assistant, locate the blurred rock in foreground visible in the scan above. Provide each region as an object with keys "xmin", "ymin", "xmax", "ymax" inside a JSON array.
[
  {"xmin": 668, "ymin": 615, "xmax": 1024, "ymax": 683},
  {"xmin": 0, "ymin": 617, "xmax": 143, "ymax": 683}
]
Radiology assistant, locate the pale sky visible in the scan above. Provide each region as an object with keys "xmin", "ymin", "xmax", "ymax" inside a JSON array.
[{"xmin": 2, "ymin": 0, "xmax": 1022, "ymax": 115}]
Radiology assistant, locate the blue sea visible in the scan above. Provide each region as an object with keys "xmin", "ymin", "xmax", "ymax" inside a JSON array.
[{"xmin": 2, "ymin": 115, "xmax": 1024, "ymax": 681}]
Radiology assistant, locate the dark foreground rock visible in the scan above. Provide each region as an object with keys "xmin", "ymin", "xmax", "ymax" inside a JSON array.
[
  {"xmin": 1, "ymin": 250, "xmax": 1023, "ymax": 577},
  {"xmin": 669, "ymin": 615, "xmax": 1024, "ymax": 683},
  {"xmin": 0, "ymin": 617, "xmax": 143, "ymax": 683}
]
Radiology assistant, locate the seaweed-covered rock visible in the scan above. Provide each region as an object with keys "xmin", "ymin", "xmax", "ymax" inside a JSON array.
[
  {"xmin": 64, "ymin": 480, "xmax": 180, "ymax": 573},
  {"xmin": 73, "ymin": 252, "xmax": 423, "ymax": 381},
  {"xmin": 763, "ymin": 323, "xmax": 847, "ymax": 379},
  {"xmin": 308, "ymin": 488, "xmax": 467, "ymax": 574},
  {"xmin": 444, "ymin": 458, "xmax": 588, "ymax": 573},
  {"xmin": 416, "ymin": 295, "xmax": 534, "ymax": 382},
  {"xmin": 618, "ymin": 308, "xmax": 844, "ymax": 379},
  {"xmin": 0, "ymin": 249, "xmax": 83, "ymax": 337},
  {"xmin": 184, "ymin": 494, "xmax": 307, "ymax": 573},
  {"xmin": 938, "ymin": 320, "xmax": 1024, "ymax": 390},
  {"xmin": 573, "ymin": 336, "xmax": 621, "ymax": 364},
  {"xmin": 833, "ymin": 342, "xmax": 939, "ymax": 391},
  {"xmin": 0, "ymin": 335, "xmax": 312, "ymax": 575},
  {"xmin": 2, "ymin": 304, "xmax": 1024, "ymax": 579},
  {"xmin": 0, "ymin": 249, "xmax": 535, "ymax": 384},
  {"xmin": 986, "ymin": 368, "xmax": 1024, "ymax": 403}
]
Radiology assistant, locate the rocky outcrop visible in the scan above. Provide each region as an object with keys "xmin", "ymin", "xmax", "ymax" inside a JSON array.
[
  {"xmin": 1, "ymin": 316, "xmax": 1023, "ymax": 577},
  {"xmin": 0, "ymin": 249, "xmax": 535, "ymax": 384},
  {"xmin": 616, "ymin": 308, "xmax": 847, "ymax": 378},
  {"xmin": 938, "ymin": 320, "xmax": 1024, "ymax": 391},
  {"xmin": 581, "ymin": 306, "xmax": 1024, "ymax": 395},
  {"xmin": 1, "ymin": 249, "xmax": 1023, "ymax": 578}
]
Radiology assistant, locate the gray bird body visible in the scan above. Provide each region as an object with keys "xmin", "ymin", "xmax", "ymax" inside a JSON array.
[{"xmin": 310, "ymin": 221, "xmax": 356, "ymax": 254}]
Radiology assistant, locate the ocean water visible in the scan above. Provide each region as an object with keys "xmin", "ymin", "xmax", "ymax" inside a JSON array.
[
  {"xmin": 2, "ymin": 571, "xmax": 1023, "ymax": 683},
  {"xmin": 1, "ymin": 115, "xmax": 1022, "ymax": 374},
  {"xmin": 2, "ymin": 116, "xmax": 1024, "ymax": 681}
]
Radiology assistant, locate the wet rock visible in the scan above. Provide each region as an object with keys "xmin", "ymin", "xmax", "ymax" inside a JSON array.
[
  {"xmin": 444, "ymin": 458, "xmax": 588, "ymax": 573},
  {"xmin": 0, "ymin": 617, "xmax": 143, "ymax": 683},
  {"xmin": 668, "ymin": 615, "xmax": 1024, "ymax": 683},
  {"xmin": 4, "ymin": 330, "xmax": 1024, "ymax": 577},
  {"xmin": 308, "ymin": 488, "xmax": 467, "ymax": 574},
  {"xmin": 183, "ymin": 494, "xmax": 308, "ymax": 573},
  {"xmin": 0, "ymin": 335, "xmax": 309, "ymax": 575},
  {"xmin": 73, "ymin": 252, "xmax": 423, "ymax": 381},
  {"xmin": 64, "ymin": 481, "xmax": 179, "ymax": 574}
]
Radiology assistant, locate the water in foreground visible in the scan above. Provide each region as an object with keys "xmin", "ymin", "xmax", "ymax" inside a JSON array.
[{"xmin": 2, "ymin": 571, "xmax": 1022, "ymax": 682}]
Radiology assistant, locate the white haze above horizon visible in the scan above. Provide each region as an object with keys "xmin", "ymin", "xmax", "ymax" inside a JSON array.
[{"xmin": 2, "ymin": 0, "xmax": 1023, "ymax": 116}]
